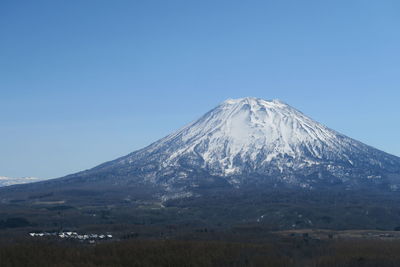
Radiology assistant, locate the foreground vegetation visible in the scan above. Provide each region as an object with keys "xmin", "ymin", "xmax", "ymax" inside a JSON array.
[{"xmin": 1, "ymin": 238, "xmax": 400, "ymax": 267}]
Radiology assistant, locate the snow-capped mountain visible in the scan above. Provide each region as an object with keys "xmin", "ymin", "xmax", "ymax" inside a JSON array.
[
  {"xmin": 2, "ymin": 97, "xmax": 400, "ymax": 231},
  {"xmin": 72, "ymin": 97, "xmax": 400, "ymax": 193},
  {"xmin": 0, "ymin": 176, "xmax": 42, "ymax": 187}
]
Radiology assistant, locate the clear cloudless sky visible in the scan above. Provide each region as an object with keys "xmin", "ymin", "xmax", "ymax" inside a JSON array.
[{"xmin": 0, "ymin": 0, "xmax": 399, "ymax": 179}]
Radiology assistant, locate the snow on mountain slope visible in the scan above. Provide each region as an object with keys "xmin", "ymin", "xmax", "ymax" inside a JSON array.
[
  {"xmin": 74, "ymin": 97, "xmax": 400, "ymax": 191},
  {"xmin": 0, "ymin": 176, "xmax": 43, "ymax": 187},
  {"xmin": 141, "ymin": 97, "xmax": 361, "ymax": 174}
]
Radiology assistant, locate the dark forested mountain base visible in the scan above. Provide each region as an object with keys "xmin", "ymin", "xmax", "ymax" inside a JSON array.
[{"xmin": 2, "ymin": 188, "xmax": 400, "ymax": 232}]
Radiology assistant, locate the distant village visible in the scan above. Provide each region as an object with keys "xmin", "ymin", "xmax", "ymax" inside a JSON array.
[{"xmin": 29, "ymin": 231, "xmax": 113, "ymax": 243}]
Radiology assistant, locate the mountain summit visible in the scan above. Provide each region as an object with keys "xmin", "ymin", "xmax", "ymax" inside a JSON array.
[{"xmin": 64, "ymin": 97, "xmax": 400, "ymax": 196}]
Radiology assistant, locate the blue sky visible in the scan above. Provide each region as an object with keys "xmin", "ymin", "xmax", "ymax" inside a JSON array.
[{"xmin": 1, "ymin": 0, "xmax": 399, "ymax": 178}]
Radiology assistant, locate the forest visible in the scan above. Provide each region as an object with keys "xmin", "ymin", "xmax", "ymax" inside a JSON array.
[{"xmin": 2, "ymin": 237, "xmax": 400, "ymax": 266}]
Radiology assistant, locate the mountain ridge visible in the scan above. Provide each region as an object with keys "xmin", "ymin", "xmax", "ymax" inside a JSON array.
[
  {"xmin": 2, "ymin": 97, "xmax": 400, "ymax": 201},
  {"xmin": 0, "ymin": 176, "xmax": 42, "ymax": 187}
]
